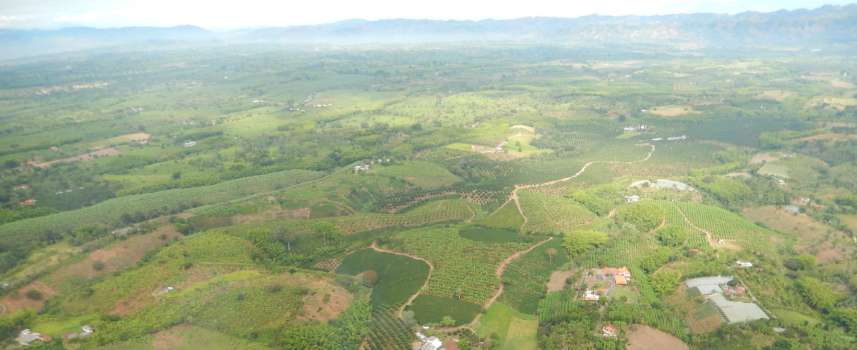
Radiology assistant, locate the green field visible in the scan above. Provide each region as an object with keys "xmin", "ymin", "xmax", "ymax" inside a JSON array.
[
  {"xmin": 336, "ymin": 248, "xmax": 430, "ymax": 308},
  {"xmin": 408, "ymin": 295, "xmax": 481, "ymax": 326}
]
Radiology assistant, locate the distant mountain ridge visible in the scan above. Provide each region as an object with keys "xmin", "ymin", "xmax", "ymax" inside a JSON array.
[{"xmin": 1, "ymin": 4, "xmax": 856, "ymax": 59}]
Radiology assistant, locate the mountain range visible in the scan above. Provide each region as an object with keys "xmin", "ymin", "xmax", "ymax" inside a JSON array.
[{"xmin": 1, "ymin": 4, "xmax": 856, "ymax": 60}]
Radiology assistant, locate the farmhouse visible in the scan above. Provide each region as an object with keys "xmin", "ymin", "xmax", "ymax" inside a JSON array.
[
  {"xmin": 630, "ymin": 179, "xmax": 695, "ymax": 192},
  {"xmin": 583, "ymin": 289, "xmax": 601, "ymax": 301},
  {"xmin": 736, "ymin": 260, "xmax": 753, "ymax": 268},
  {"xmin": 624, "ymin": 195, "xmax": 641, "ymax": 203},
  {"xmin": 353, "ymin": 164, "xmax": 371, "ymax": 173},
  {"xmin": 623, "ymin": 124, "xmax": 648, "ymax": 132},
  {"xmin": 684, "ymin": 276, "xmax": 769, "ymax": 324},
  {"xmin": 667, "ymin": 135, "xmax": 688, "ymax": 141},
  {"xmin": 415, "ymin": 332, "xmax": 444, "ymax": 350},
  {"xmin": 183, "ymin": 140, "xmax": 197, "ymax": 148},
  {"xmin": 16, "ymin": 329, "xmax": 48, "ymax": 346},
  {"xmin": 601, "ymin": 324, "xmax": 619, "ymax": 338},
  {"xmin": 783, "ymin": 205, "xmax": 801, "ymax": 215},
  {"xmin": 19, "ymin": 198, "xmax": 37, "ymax": 206},
  {"xmin": 596, "ymin": 266, "xmax": 632, "ymax": 286},
  {"xmin": 65, "ymin": 325, "xmax": 94, "ymax": 340}
]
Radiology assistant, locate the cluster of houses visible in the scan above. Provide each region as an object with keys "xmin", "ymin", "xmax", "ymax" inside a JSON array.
[
  {"xmin": 582, "ymin": 266, "xmax": 632, "ymax": 302},
  {"xmin": 629, "ymin": 179, "xmax": 695, "ymax": 192},
  {"xmin": 16, "ymin": 325, "xmax": 94, "ymax": 346},
  {"xmin": 650, "ymin": 135, "xmax": 688, "ymax": 142},
  {"xmin": 623, "ymin": 124, "xmax": 648, "ymax": 132},
  {"xmin": 684, "ymin": 276, "xmax": 769, "ymax": 324},
  {"xmin": 353, "ymin": 158, "xmax": 392, "ymax": 174}
]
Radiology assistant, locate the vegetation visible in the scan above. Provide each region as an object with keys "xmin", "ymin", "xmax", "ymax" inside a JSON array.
[{"xmin": 0, "ymin": 32, "xmax": 856, "ymax": 350}]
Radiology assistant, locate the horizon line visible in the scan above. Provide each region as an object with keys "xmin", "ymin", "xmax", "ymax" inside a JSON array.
[{"xmin": 2, "ymin": 3, "xmax": 854, "ymax": 31}]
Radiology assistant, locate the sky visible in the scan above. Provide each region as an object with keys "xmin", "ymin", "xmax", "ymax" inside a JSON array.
[{"xmin": 0, "ymin": 0, "xmax": 854, "ymax": 29}]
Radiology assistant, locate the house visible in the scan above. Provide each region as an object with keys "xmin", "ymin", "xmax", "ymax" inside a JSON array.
[
  {"xmin": 685, "ymin": 276, "xmax": 732, "ymax": 296},
  {"xmin": 684, "ymin": 276, "xmax": 769, "ymax": 324},
  {"xmin": 183, "ymin": 140, "xmax": 197, "ymax": 148},
  {"xmin": 583, "ymin": 289, "xmax": 601, "ymax": 301},
  {"xmin": 624, "ymin": 195, "xmax": 640, "ymax": 203},
  {"xmin": 623, "ymin": 125, "xmax": 648, "ymax": 132},
  {"xmin": 13, "ymin": 184, "xmax": 30, "ymax": 190},
  {"xmin": 667, "ymin": 135, "xmax": 688, "ymax": 141},
  {"xmin": 793, "ymin": 197, "xmax": 811, "ymax": 206},
  {"xmin": 736, "ymin": 260, "xmax": 753, "ymax": 268},
  {"xmin": 600, "ymin": 267, "xmax": 632, "ymax": 284},
  {"xmin": 601, "ymin": 324, "xmax": 619, "ymax": 338},
  {"xmin": 19, "ymin": 198, "xmax": 37, "ymax": 206},
  {"xmin": 353, "ymin": 164, "xmax": 370, "ymax": 173},
  {"xmin": 16, "ymin": 329, "xmax": 47, "ymax": 346},
  {"xmin": 783, "ymin": 205, "xmax": 801, "ymax": 215},
  {"xmin": 415, "ymin": 332, "xmax": 444, "ymax": 350},
  {"xmin": 64, "ymin": 325, "xmax": 94, "ymax": 340},
  {"xmin": 651, "ymin": 137, "xmax": 663, "ymax": 141}
]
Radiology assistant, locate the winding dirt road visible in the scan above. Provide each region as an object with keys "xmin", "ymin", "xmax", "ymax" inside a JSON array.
[
  {"xmin": 492, "ymin": 143, "xmax": 656, "ymax": 230},
  {"xmin": 373, "ymin": 143, "xmax": 656, "ymax": 330}
]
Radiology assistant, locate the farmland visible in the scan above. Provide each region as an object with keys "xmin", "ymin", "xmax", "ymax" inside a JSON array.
[{"xmin": 0, "ymin": 27, "xmax": 856, "ymax": 350}]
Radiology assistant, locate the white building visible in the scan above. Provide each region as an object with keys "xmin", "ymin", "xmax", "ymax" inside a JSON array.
[
  {"xmin": 624, "ymin": 195, "xmax": 641, "ymax": 203},
  {"xmin": 736, "ymin": 260, "xmax": 754, "ymax": 268},
  {"xmin": 415, "ymin": 332, "xmax": 444, "ymax": 350},
  {"xmin": 183, "ymin": 140, "xmax": 197, "ymax": 148},
  {"xmin": 16, "ymin": 329, "xmax": 46, "ymax": 346},
  {"xmin": 583, "ymin": 290, "xmax": 600, "ymax": 301}
]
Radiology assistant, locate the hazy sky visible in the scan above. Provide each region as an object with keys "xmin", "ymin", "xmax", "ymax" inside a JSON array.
[{"xmin": 0, "ymin": 0, "xmax": 854, "ymax": 29}]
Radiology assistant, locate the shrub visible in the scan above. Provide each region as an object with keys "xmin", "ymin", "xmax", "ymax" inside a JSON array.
[{"xmin": 25, "ymin": 289, "xmax": 43, "ymax": 301}]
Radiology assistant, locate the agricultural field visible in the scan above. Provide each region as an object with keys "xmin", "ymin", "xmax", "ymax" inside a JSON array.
[{"xmin": 0, "ymin": 25, "xmax": 856, "ymax": 350}]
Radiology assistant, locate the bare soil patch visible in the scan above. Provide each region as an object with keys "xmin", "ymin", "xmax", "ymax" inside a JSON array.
[
  {"xmin": 749, "ymin": 152, "xmax": 785, "ymax": 165},
  {"xmin": 743, "ymin": 206, "xmax": 850, "ymax": 263},
  {"xmin": 647, "ymin": 105, "xmax": 699, "ymax": 117},
  {"xmin": 30, "ymin": 147, "xmax": 121, "ymax": 168},
  {"xmin": 546, "ymin": 271, "xmax": 574, "ymax": 292},
  {"xmin": 153, "ymin": 324, "xmax": 190, "ymax": 350},
  {"xmin": 510, "ymin": 124, "xmax": 536, "ymax": 133},
  {"xmin": 0, "ymin": 281, "xmax": 57, "ymax": 313},
  {"xmin": 233, "ymin": 207, "xmax": 311, "ymax": 224},
  {"xmin": 626, "ymin": 325, "xmax": 688, "ymax": 350},
  {"xmin": 796, "ymin": 133, "xmax": 857, "ymax": 142},
  {"xmin": 301, "ymin": 278, "xmax": 352, "ymax": 321},
  {"xmin": 757, "ymin": 90, "xmax": 794, "ymax": 102}
]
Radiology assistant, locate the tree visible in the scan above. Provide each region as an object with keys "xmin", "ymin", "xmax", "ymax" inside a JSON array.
[
  {"xmin": 655, "ymin": 225, "xmax": 688, "ymax": 247},
  {"xmin": 441, "ymin": 316, "xmax": 456, "ymax": 327},
  {"xmin": 360, "ymin": 270, "xmax": 379, "ymax": 286},
  {"xmin": 651, "ymin": 271, "xmax": 681, "ymax": 296},
  {"xmin": 92, "ymin": 260, "xmax": 106, "ymax": 271},
  {"xmin": 638, "ymin": 247, "xmax": 674, "ymax": 273},
  {"xmin": 546, "ymin": 247, "xmax": 558, "ymax": 263},
  {"xmin": 564, "ymin": 230, "xmax": 609, "ymax": 256},
  {"xmin": 616, "ymin": 203, "xmax": 664, "ymax": 232},
  {"xmin": 25, "ymin": 289, "xmax": 43, "ymax": 301},
  {"xmin": 796, "ymin": 276, "xmax": 841, "ymax": 312}
]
